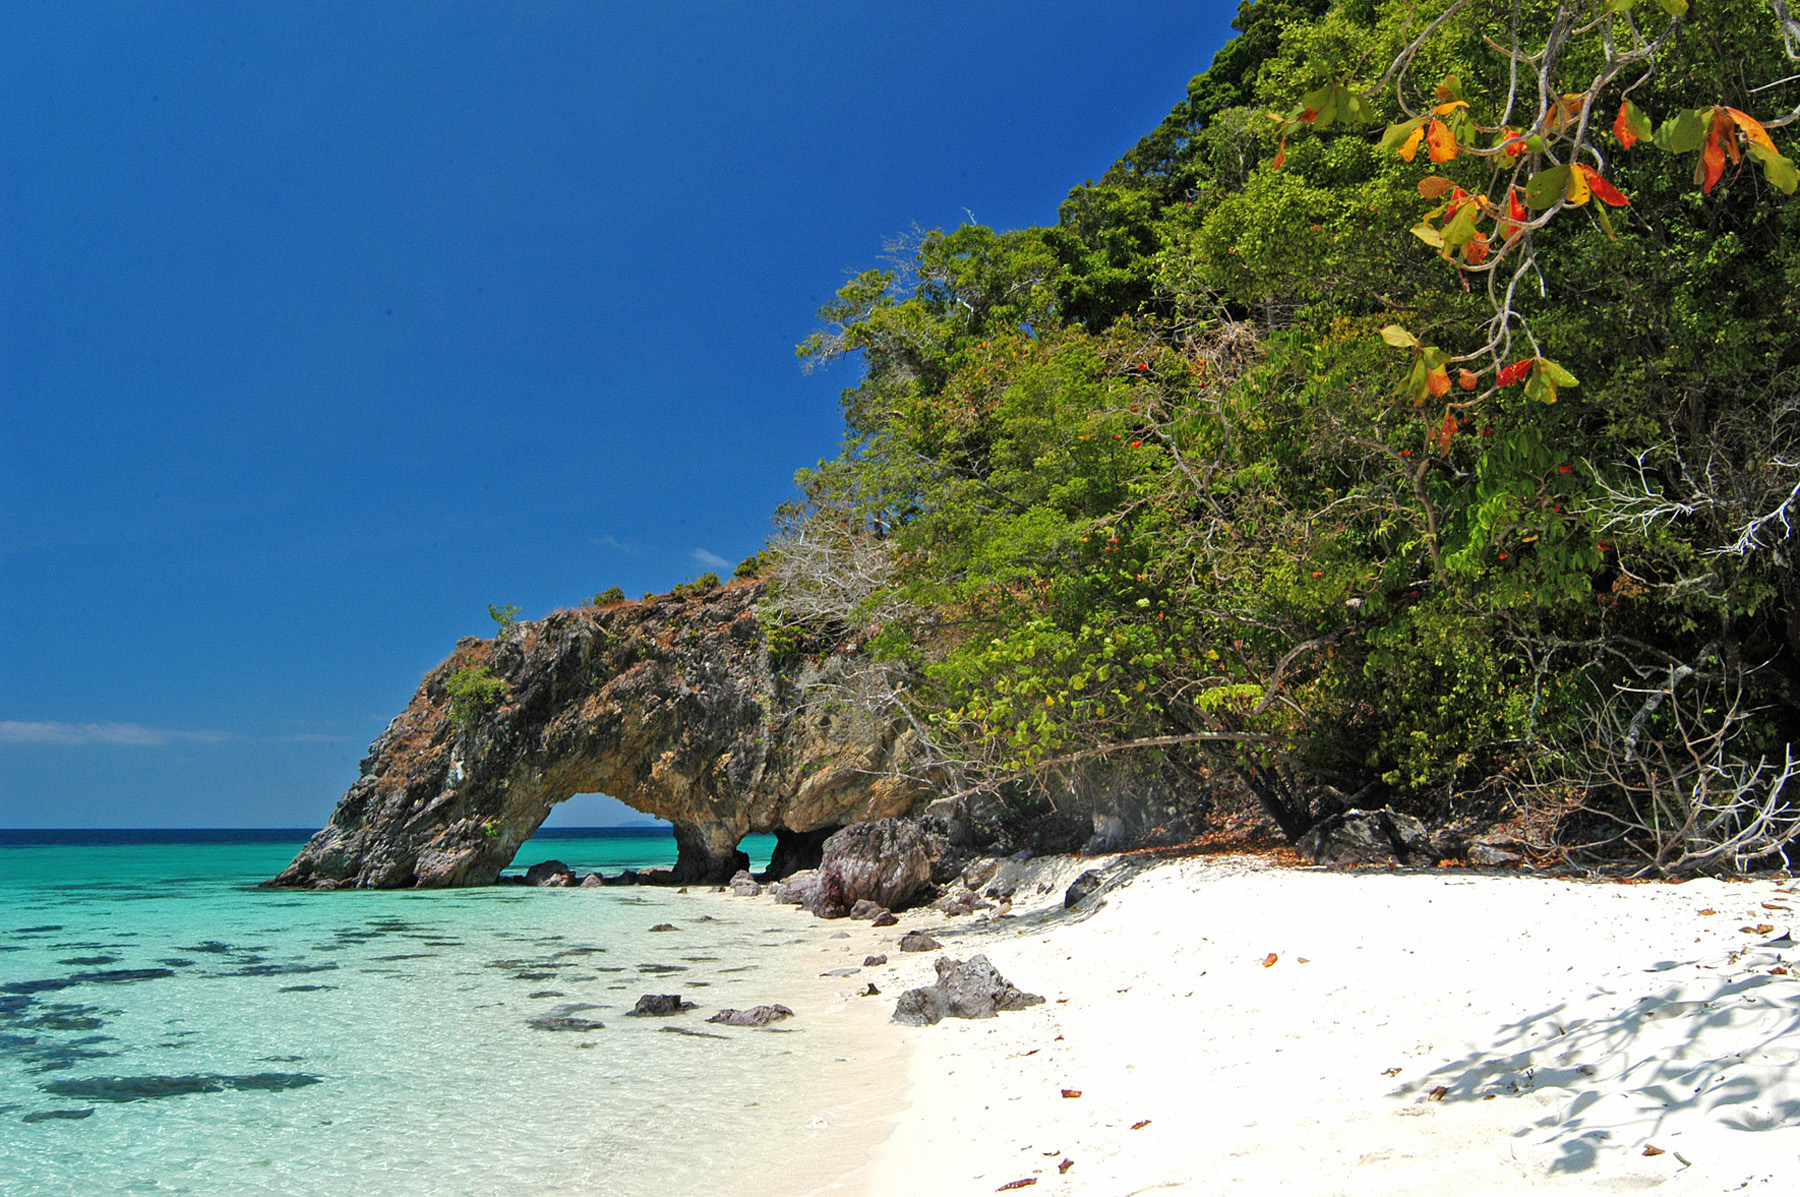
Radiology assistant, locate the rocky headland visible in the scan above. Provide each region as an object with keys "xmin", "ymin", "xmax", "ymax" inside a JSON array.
[{"xmin": 267, "ymin": 581, "xmax": 929, "ymax": 889}]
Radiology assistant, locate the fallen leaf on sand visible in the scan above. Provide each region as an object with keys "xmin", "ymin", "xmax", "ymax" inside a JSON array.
[
  {"xmin": 1058, "ymin": 1159, "xmax": 1074, "ymax": 1174},
  {"xmin": 1741, "ymin": 924, "xmax": 1776, "ymax": 935},
  {"xmin": 1297, "ymin": 957, "xmax": 1310, "ymax": 963},
  {"xmin": 997, "ymin": 1180, "xmax": 1037, "ymax": 1191},
  {"xmin": 1697, "ymin": 909, "xmax": 1716, "ymax": 916},
  {"xmin": 1131, "ymin": 1120, "xmax": 1151, "ymax": 1130},
  {"xmin": 1262, "ymin": 953, "xmax": 1279, "ymax": 968},
  {"xmin": 1383, "ymin": 1067, "xmax": 1403, "ymax": 1076},
  {"xmin": 1061, "ymin": 1089, "xmax": 1082, "ymax": 1099},
  {"xmin": 1428, "ymin": 1086, "xmax": 1449, "ymax": 1101},
  {"xmin": 1772, "ymin": 967, "xmax": 1790, "ymax": 976},
  {"xmin": 1642, "ymin": 1145, "xmax": 1665, "ymax": 1157},
  {"xmin": 1764, "ymin": 902, "xmax": 1790, "ymax": 911}
]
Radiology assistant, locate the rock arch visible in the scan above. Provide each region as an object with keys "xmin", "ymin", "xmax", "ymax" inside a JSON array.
[{"xmin": 267, "ymin": 582, "xmax": 925, "ymax": 888}]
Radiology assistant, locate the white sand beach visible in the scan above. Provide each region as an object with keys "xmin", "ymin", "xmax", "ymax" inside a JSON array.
[{"xmin": 762, "ymin": 854, "xmax": 1800, "ymax": 1195}]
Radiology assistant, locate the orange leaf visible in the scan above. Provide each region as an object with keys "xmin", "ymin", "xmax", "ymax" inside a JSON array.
[
  {"xmin": 1613, "ymin": 100, "xmax": 1639, "ymax": 150},
  {"xmin": 1262, "ymin": 952, "xmax": 1279, "ymax": 967},
  {"xmin": 1399, "ymin": 125, "xmax": 1426, "ymax": 162},
  {"xmin": 1462, "ymin": 232, "xmax": 1490, "ymax": 265},
  {"xmin": 1727, "ymin": 108, "xmax": 1778, "ymax": 156},
  {"xmin": 1457, "ymin": 368, "xmax": 1478, "ymax": 391},
  {"xmin": 1425, "ymin": 119, "xmax": 1458, "ymax": 163},
  {"xmin": 997, "ymin": 1180, "xmax": 1038, "ymax": 1191},
  {"xmin": 1576, "ymin": 165, "xmax": 1630, "ymax": 207},
  {"xmin": 1130, "ymin": 1120, "xmax": 1151, "ymax": 1130},
  {"xmin": 1499, "ymin": 128, "xmax": 1528, "ymax": 159},
  {"xmin": 1272, "ymin": 136, "xmax": 1287, "ymax": 171},
  {"xmin": 1417, "ymin": 175, "xmax": 1457, "ymax": 200},
  {"xmin": 1061, "ymin": 1089, "xmax": 1082, "ymax": 1098},
  {"xmin": 1433, "ymin": 409, "xmax": 1457, "ymax": 453}
]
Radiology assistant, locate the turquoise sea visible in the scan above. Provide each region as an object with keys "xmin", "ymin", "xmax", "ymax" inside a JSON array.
[{"xmin": 0, "ymin": 829, "xmax": 872, "ymax": 1196}]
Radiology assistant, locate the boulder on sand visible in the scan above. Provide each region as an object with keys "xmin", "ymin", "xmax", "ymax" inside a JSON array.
[{"xmin": 892, "ymin": 955, "xmax": 1044, "ymax": 1026}]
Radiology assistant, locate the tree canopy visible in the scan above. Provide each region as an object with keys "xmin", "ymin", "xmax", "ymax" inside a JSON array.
[{"xmin": 774, "ymin": 0, "xmax": 1800, "ymax": 873}]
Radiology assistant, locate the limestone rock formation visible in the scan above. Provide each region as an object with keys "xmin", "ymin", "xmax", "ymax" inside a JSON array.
[{"xmin": 267, "ymin": 581, "xmax": 927, "ymax": 888}]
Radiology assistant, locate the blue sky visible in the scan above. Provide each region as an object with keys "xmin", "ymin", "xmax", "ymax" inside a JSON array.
[{"xmin": 1, "ymin": 1, "xmax": 1239, "ymax": 828}]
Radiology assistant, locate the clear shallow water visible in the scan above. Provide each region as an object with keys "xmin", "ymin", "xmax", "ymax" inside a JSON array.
[{"xmin": 0, "ymin": 830, "xmax": 845, "ymax": 1197}]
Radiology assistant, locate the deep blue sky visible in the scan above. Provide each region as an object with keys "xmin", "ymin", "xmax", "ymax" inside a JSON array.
[{"xmin": 1, "ymin": 2, "xmax": 1239, "ymax": 828}]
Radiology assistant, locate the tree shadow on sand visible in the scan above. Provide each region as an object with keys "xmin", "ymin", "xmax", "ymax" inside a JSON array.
[{"xmin": 1405, "ymin": 941, "xmax": 1800, "ymax": 1173}]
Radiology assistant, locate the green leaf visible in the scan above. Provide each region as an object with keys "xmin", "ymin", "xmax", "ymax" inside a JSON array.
[
  {"xmin": 1656, "ymin": 108, "xmax": 1707, "ymax": 153},
  {"xmin": 1537, "ymin": 358, "xmax": 1578, "ymax": 387},
  {"xmin": 1440, "ymin": 202, "xmax": 1480, "ymax": 252},
  {"xmin": 1658, "ymin": 0, "xmax": 1689, "ymax": 15},
  {"xmin": 1410, "ymin": 222, "xmax": 1446, "ymax": 249},
  {"xmin": 1524, "ymin": 165, "xmax": 1571, "ymax": 208},
  {"xmin": 1749, "ymin": 143, "xmax": 1800, "ymax": 194},
  {"xmin": 1378, "ymin": 117, "xmax": 1428, "ymax": 152},
  {"xmin": 1380, "ymin": 325, "xmax": 1419, "ymax": 349}
]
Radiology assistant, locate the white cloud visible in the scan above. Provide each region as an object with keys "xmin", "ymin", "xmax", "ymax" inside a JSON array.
[
  {"xmin": 691, "ymin": 548, "xmax": 732, "ymax": 570},
  {"xmin": 591, "ymin": 535, "xmax": 637, "ymax": 554},
  {"xmin": 0, "ymin": 721, "xmax": 229, "ymax": 747}
]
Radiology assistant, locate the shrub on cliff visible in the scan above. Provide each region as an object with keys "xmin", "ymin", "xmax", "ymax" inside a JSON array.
[{"xmin": 445, "ymin": 666, "xmax": 505, "ymax": 728}]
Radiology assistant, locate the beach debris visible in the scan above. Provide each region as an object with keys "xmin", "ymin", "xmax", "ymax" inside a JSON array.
[
  {"xmin": 899, "ymin": 931, "xmax": 942, "ymax": 953},
  {"xmin": 648, "ymin": 923, "xmax": 678, "ymax": 933},
  {"xmin": 1383, "ymin": 1067, "xmax": 1403, "ymax": 1076},
  {"xmin": 523, "ymin": 860, "xmax": 576, "ymax": 887},
  {"xmin": 872, "ymin": 910, "xmax": 899, "ymax": 927},
  {"xmin": 1064, "ymin": 870, "xmax": 1104, "ymax": 909},
  {"xmin": 1698, "ymin": 908, "xmax": 1716, "ymax": 915},
  {"xmin": 626, "ymin": 994, "xmax": 697, "ymax": 1016},
  {"xmin": 863, "ymin": 983, "xmax": 881, "ymax": 996},
  {"xmin": 1428, "ymin": 1086, "xmax": 1449, "ymax": 1101},
  {"xmin": 892, "ymin": 955, "xmax": 1046, "ymax": 1026},
  {"xmin": 863, "ymin": 954, "xmax": 888, "ymax": 967},
  {"xmin": 1061, "ymin": 1089, "xmax": 1082, "ymax": 1099},
  {"xmin": 1262, "ymin": 953, "xmax": 1279, "ymax": 968},
  {"xmin": 1131, "ymin": 1119, "xmax": 1151, "ymax": 1130},
  {"xmin": 707, "ymin": 1004, "xmax": 794, "ymax": 1026},
  {"xmin": 1296, "ymin": 808, "xmax": 1439, "ymax": 868},
  {"xmin": 997, "ymin": 1180, "xmax": 1037, "ymax": 1191},
  {"xmin": 1739, "ymin": 924, "xmax": 1776, "ymax": 935},
  {"xmin": 1642, "ymin": 1144, "xmax": 1665, "ymax": 1157},
  {"xmin": 1058, "ymin": 1159, "xmax": 1074, "ymax": 1174}
]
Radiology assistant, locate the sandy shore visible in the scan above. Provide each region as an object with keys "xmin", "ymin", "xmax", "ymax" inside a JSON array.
[{"xmin": 757, "ymin": 853, "xmax": 1800, "ymax": 1195}]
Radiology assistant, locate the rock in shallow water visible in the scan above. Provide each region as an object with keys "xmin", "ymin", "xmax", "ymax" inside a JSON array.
[
  {"xmin": 706, "ymin": 1004, "xmax": 794, "ymax": 1027},
  {"xmin": 627, "ymin": 994, "xmax": 697, "ymax": 1017},
  {"xmin": 891, "ymin": 955, "xmax": 1044, "ymax": 1027}
]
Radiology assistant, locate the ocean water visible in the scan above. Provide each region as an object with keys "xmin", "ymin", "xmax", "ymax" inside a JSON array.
[{"xmin": 0, "ymin": 829, "xmax": 872, "ymax": 1197}]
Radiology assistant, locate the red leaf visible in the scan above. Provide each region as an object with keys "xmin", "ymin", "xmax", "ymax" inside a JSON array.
[
  {"xmin": 1300, "ymin": 108, "xmax": 1320, "ymax": 123},
  {"xmin": 1577, "ymin": 165, "xmax": 1630, "ymax": 207},
  {"xmin": 1496, "ymin": 359, "xmax": 1533, "ymax": 388},
  {"xmin": 1613, "ymin": 101, "xmax": 1639, "ymax": 150},
  {"xmin": 1061, "ymin": 1089, "xmax": 1082, "ymax": 1098},
  {"xmin": 1457, "ymin": 369, "xmax": 1478, "ymax": 391},
  {"xmin": 1700, "ymin": 112, "xmax": 1730, "ymax": 193}
]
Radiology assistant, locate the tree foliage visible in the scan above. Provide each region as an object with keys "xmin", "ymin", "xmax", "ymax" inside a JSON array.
[{"xmin": 772, "ymin": 0, "xmax": 1800, "ymax": 866}]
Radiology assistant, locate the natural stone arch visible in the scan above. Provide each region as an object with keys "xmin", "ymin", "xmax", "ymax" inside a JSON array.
[{"xmin": 267, "ymin": 582, "xmax": 925, "ymax": 888}]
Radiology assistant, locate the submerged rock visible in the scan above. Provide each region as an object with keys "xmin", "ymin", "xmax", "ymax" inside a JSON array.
[
  {"xmin": 891, "ymin": 955, "xmax": 1045, "ymax": 1026},
  {"xmin": 627, "ymin": 994, "xmax": 697, "ymax": 1017},
  {"xmin": 706, "ymin": 1004, "xmax": 794, "ymax": 1027}
]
